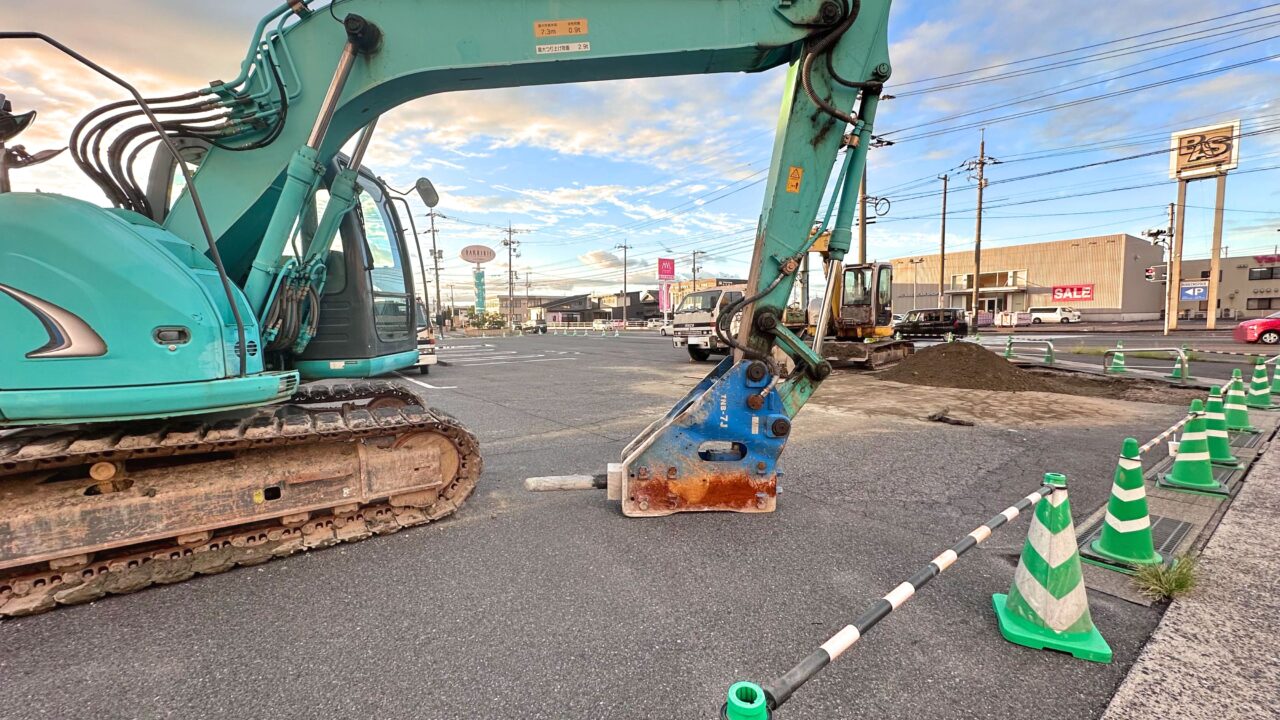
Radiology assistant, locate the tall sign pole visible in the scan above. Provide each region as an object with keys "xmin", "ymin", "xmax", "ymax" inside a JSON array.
[{"xmin": 1169, "ymin": 120, "xmax": 1241, "ymax": 331}]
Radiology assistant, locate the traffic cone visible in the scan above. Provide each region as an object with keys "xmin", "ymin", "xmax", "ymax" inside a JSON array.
[
  {"xmin": 1224, "ymin": 370, "xmax": 1255, "ymax": 432},
  {"xmin": 1246, "ymin": 357, "xmax": 1272, "ymax": 409},
  {"xmin": 1160, "ymin": 400, "xmax": 1221, "ymax": 492},
  {"xmin": 1106, "ymin": 342, "xmax": 1126, "ymax": 374},
  {"xmin": 1270, "ymin": 363, "xmax": 1280, "ymax": 406},
  {"xmin": 1167, "ymin": 345, "xmax": 1191, "ymax": 381},
  {"xmin": 1043, "ymin": 345, "xmax": 1055, "ymax": 365},
  {"xmin": 1205, "ymin": 387, "xmax": 1242, "ymax": 468},
  {"xmin": 1090, "ymin": 439, "xmax": 1162, "ymax": 567},
  {"xmin": 944, "ymin": 331, "xmax": 954, "ymax": 343},
  {"xmin": 993, "ymin": 473, "xmax": 1112, "ymax": 664},
  {"xmin": 1003, "ymin": 335, "xmax": 1015, "ymax": 359}
]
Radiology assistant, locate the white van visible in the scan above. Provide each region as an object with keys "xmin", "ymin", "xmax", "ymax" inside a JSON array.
[{"xmin": 1028, "ymin": 306, "xmax": 1082, "ymax": 324}]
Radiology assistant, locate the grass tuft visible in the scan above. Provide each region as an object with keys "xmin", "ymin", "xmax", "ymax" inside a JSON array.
[{"xmin": 1132, "ymin": 555, "xmax": 1198, "ymax": 601}]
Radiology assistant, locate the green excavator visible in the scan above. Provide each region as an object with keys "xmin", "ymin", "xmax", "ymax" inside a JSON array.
[{"xmin": 0, "ymin": 0, "xmax": 892, "ymax": 616}]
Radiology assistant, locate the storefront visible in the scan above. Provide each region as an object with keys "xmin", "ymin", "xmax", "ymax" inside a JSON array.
[{"xmin": 891, "ymin": 234, "xmax": 1167, "ymax": 322}]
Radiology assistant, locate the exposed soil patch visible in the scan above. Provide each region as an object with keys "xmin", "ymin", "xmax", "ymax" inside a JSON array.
[{"xmin": 878, "ymin": 342, "xmax": 1202, "ymax": 406}]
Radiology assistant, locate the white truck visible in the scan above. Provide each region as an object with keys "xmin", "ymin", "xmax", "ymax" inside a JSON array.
[{"xmin": 671, "ymin": 284, "xmax": 745, "ymax": 362}]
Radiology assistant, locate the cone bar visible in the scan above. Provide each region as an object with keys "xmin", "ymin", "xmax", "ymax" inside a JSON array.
[
  {"xmin": 1107, "ymin": 341, "xmax": 1126, "ymax": 374},
  {"xmin": 1089, "ymin": 439, "xmax": 1162, "ymax": 567},
  {"xmin": 1160, "ymin": 400, "xmax": 1221, "ymax": 491},
  {"xmin": 1246, "ymin": 357, "xmax": 1272, "ymax": 409},
  {"xmin": 1224, "ymin": 370, "xmax": 1256, "ymax": 432},
  {"xmin": 721, "ymin": 483, "xmax": 1056, "ymax": 719},
  {"xmin": 993, "ymin": 473, "xmax": 1112, "ymax": 663},
  {"xmin": 1204, "ymin": 386, "xmax": 1242, "ymax": 468}
]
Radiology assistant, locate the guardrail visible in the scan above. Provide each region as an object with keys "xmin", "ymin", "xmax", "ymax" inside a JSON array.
[
  {"xmin": 966, "ymin": 336, "xmax": 1056, "ymax": 365},
  {"xmin": 1102, "ymin": 346, "xmax": 1189, "ymax": 383},
  {"xmin": 1179, "ymin": 347, "xmax": 1280, "ymax": 365}
]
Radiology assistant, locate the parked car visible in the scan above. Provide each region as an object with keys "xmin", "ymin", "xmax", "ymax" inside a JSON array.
[
  {"xmin": 659, "ymin": 321, "xmax": 672, "ymax": 336},
  {"xmin": 894, "ymin": 308, "xmax": 969, "ymax": 338},
  {"xmin": 521, "ymin": 318, "xmax": 547, "ymax": 334},
  {"xmin": 645, "ymin": 318, "xmax": 665, "ymax": 328},
  {"xmin": 891, "ymin": 313, "xmax": 905, "ymax": 326},
  {"xmin": 1027, "ymin": 306, "xmax": 1081, "ymax": 324},
  {"xmin": 1234, "ymin": 312, "xmax": 1280, "ymax": 344}
]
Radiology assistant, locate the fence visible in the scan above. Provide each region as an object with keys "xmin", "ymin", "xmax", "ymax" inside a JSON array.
[
  {"xmin": 1101, "ymin": 346, "xmax": 1188, "ymax": 383},
  {"xmin": 966, "ymin": 336, "xmax": 1056, "ymax": 365}
]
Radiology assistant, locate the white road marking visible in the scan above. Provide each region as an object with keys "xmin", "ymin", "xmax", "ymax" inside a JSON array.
[
  {"xmin": 396, "ymin": 373, "xmax": 456, "ymax": 390},
  {"xmin": 462, "ymin": 357, "xmax": 577, "ymax": 366}
]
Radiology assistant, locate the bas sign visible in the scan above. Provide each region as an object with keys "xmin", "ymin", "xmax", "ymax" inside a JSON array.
[
  {"xmin": 460, "ymin": 245, "xmax": 496, "ymax": 264},
  {"xmin": 1051, "ymin": 284, "xmax": 1094, "ymax": 302},
  {"xmin": 1179, "ymin": 280, "xmax": 1209, "ymax": 301}
]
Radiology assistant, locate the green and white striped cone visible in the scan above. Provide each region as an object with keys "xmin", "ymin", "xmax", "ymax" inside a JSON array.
[
  {"xmin": 1167, "ymin": 345, "xmax": 1191, "ymax": 380},
  {"xmin": 1090, "ymin": 439, "xmax": 1162, "ymax": 567},
  {"xmin": 1161, "ymin": 400, "xmax": 1221, "ymax": 491},
  {"xmin": 993, "ymin": 473, "xmax": 1112, "ymax": 664},
  {"xmin": 1043, "ymin": 345, "xmax": 1055, "ymax": 365},
  {"xmin": 1205, "ymin": 386, "xmax": 1242, "ymax": 468},
  {"xmin": 1224, "ymin": 369, "xmax": 1256, "ymax": 432},
  {"xmin": 1107, "ymin": 342, "xmax": 1126, "ymax": 374},
  {"xmin": 1003, "ymin": 335, "xmax": 1015, "ymax": 359},
  {"xmin": 1270, "ymin": 363, "xmax": 1280, "ymax": 406},
  {"xmin": 1247, "ymin": 357, "xmax": 1272, "ymax": 409}
]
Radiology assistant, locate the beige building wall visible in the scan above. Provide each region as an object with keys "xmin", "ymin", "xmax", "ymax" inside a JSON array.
[
  {"xmin": 1179, "ymin": 254, "xmax": 1280, "ymax": 320},
  {"xmin": 890, "ymin": 234, "xmax": 1165, "ymax": 321}
]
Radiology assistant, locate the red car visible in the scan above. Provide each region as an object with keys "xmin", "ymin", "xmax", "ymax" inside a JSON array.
[{"xmin": 1234, "ymin": 313, "xmax": 1280, "ymax": 344}]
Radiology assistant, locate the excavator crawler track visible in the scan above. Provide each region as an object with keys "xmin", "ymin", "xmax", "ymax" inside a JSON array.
[{"xmin": 0, "ymin": 380, "xmax": 480, "ymax": 617}]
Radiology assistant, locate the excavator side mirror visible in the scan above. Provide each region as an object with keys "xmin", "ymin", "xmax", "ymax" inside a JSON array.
[{"xmin": 415, "ymin": 177, "xmax": 439, "ymax": 208}]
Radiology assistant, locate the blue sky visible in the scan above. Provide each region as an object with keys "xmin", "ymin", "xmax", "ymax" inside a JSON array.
[{"xmin": 6, "ymin": 1, "xmax": 1280, "ymax": 306}]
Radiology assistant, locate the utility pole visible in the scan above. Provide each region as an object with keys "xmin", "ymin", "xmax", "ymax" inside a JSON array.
[
  {"xmin": 691, "ymin": 250, "xmax": 705, "ymax": 289},
  {"xmin": 615, "ymin": 241, "xmax": 632, "ymax": 323},
  {"xmin": 962, "ymin": 131, "xmax": 999, "ymax": 327},
  {"xmin": 449, "ymin": 283, "xmax": 457, "ymax": 328},
  {"xmin": 857, "ymin": 164, "xmax": 868, "ymax": 264},
  {"xmin": 938, "ymin": 174, "xmax": 948, "ymax": 309},
  {"xmin": 501, "ymin": 222, "xmax": 524, "ymax": 330},
  {"xmin": 426, "ymin": 210, "xmax": 443, "ymax": 328}
]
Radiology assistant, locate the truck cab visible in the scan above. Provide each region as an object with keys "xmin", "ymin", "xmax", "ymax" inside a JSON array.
[{"xmin": 671, "ymin": 284, "xmax": 745, "ymax": 362}]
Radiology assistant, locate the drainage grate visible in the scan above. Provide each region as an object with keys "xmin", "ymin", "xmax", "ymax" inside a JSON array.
[
  {"xmin": 1078, "ymin": 513, "xmax": 1193, "ymax": 572},
  {"xmin": 1229, "ymin": 430, "xmax": 1263, "ymax": 449}
]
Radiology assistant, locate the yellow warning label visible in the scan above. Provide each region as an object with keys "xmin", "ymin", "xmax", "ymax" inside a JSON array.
[
  {"xmin": 534, "ymin": 18, "xmax": 589, "ymax": 37},
  {"xmin": 252, "ymin": 489, "xmax": 265, "ymax": 504},
  {"xmin": 786, "ymin": 166, "xmax": 804, "ymax": 193}
]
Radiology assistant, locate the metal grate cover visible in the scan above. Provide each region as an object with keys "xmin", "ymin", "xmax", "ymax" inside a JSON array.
[{"xmin": 1078, "ymin": 514, "xmax": 1193, "ymax": 572}]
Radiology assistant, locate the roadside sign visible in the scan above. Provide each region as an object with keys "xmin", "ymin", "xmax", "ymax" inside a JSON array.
[
  {"xmin": 474, "ymin": 269, "xmax": 486, "ymax": 313},
  {"xmin": 657, "ymin": 257, "xmax": 675, "ymax": 281},
  {"xmin": 460, "ymin": 245, "xmax": 496, "ymax": 264},
  {"xmin": 1179, "ymin": 280, "xmax": 1209, "ymax": 301},
  {"xmin": 1051, "ymin": 284, "xmax": 1094, "ymax": 302},
  {"xmin": 1170, "ymin": 121, "xmax": 1240, "ymax": 180}
]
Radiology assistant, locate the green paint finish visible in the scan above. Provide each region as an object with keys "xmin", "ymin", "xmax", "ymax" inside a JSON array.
[
  {"xmin": 992, "ymin": 594, "xmax": 1113, "ymax": 664},
  {"xmin": 1091, "ymin": 438, "xmax": 1162, "ymax": 567},
  {"xmin": 294, "ymin": 349, "xmax": 417, "ymax": 380},
  {"xmin": 1162, "ymin": 400, "xmax": 1221, "ymax": 491},
  {"xmin": 1205, "ymin": 387, "xmax": 1243, "ymax": 468},
  {"xmin": 0, "ymin": 372, "xmax": 295, "ymax": 425},
  {"xmin": 0, "ymin": 193, "xmax": 263, "ymax": 395},
  {"xmin": 1106, "ymin": 342, "xmax": 1126, "ymax": 374},
  {"xmin": 1224, "ymin": 370, "xmax": 1256, "ymax": 432},
  {"xmin": 724, "ymin": 682, "xmax": 769, "ymax": 720},
  {"xmin": 996, "ymin": 476, "xmax": 1111, "ymax": 663},
  {"xmin": 1246, "ymin": 357, "xmax": 1272, "ymax": 408}
]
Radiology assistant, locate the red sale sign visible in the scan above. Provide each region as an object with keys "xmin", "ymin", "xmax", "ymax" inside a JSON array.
[
  {"xmin": 1051, "ymin": 284, "xmax": 1094, "ymax": 302},
  {"xmin": 657, "ymin": 257, "xmax": 675, "ymax": 280}
]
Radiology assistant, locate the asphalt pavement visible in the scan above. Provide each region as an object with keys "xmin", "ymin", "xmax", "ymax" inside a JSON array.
[{"xmin": 0, "ymin": 331, "xmax": 1192, "ymax": 719}]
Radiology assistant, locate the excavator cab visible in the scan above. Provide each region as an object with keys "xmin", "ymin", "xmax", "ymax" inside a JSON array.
[
  {"xmin": 291, "ymin": 157, "xmax": 419, "ymax": 379},
  {"xmin": 839, "ymin": 262, "xmax": 894, "ymax": 333}
]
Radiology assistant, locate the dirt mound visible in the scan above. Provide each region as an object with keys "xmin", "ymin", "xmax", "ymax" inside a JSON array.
[{"xmin": 880, "ymin": 342, "xmax": 1050, "ymax": 392}]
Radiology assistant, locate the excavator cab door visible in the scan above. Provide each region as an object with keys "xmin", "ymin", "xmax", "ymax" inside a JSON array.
[
  {"xmin": 293, "ymin": 157, "xmax": 417, "ymax": 378},
  {"xmin": 838, "ymin": 264, "xmax": 874, "ymax": 327},
  {"xmin": 874, "ymin": 263, "xmax": 893, "ymax": 328}
]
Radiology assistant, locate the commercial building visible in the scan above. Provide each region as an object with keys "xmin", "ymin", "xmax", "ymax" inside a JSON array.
[
  {"xmin": 889, "ymin": 233, "xmax": 1280, "ymax": 323},
  {"xmin": 890, "ymin": 234, "xmax": 1166, "ymax": 322}
]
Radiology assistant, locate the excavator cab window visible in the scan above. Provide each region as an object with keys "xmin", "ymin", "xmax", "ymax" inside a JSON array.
[
  {"xmin": 357, "ymin": 187, "xmax": 412, "ymax": 343},
  {"xmin": 842, "ymin": 267, "xmax": 872, "ymax": 306}
]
